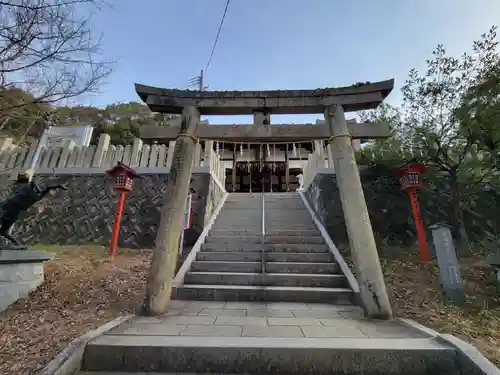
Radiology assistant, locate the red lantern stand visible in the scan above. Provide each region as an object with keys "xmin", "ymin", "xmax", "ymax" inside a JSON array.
[
  {"xmin": 396, "ymin": 163, "xmax": 431, "ymax": 262},
  {"xmin": 106, "ymin": 162, "xmax": 140, "ymax": 259}
]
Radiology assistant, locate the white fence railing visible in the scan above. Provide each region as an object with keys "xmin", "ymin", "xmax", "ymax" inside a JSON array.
[
  {"xmin": 0, "ymin": 134, "xmax": 226, "ymax": 187},
  {"xmin": 302, "ymin": 143, "xmax": 334, "ymax": 190}
]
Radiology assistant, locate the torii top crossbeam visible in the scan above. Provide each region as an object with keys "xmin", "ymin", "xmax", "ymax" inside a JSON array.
[{"xmin": 135, "ymin": 79, "xmax": 394, "ymax": 115}]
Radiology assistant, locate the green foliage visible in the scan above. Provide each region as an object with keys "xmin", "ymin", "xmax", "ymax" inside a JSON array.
[
  {"xmin": 0, "ymin": 88, "xmax": 50, "ymax": 142},
  {"xmin": 360, "ymin": 26, "xmax": 500, "ymax": 245},
  {"xmin": 456, "ymin": 27, "xmax": 500, "ymax": 169},
  {"xmin": 55, "ymin": 102, "xmax": 179, "ymax": 145},
  {"xmin": 0, "ymin": 88, "xmax": 178, "ymax": 144}
]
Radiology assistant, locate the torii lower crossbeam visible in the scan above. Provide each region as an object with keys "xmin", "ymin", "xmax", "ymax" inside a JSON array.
[{"xmin": 140, "ymin": 122, "xmax": 390, "ymax": 143}]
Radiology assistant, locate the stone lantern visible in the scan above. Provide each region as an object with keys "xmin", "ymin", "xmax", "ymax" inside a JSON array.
[
  {"xmin": 106, "ymin": 162, "xmax": 140, "ymax": 259},
  {"xmin": 396, "ymin": 162, "xmax": 430, "ymax": 262}
]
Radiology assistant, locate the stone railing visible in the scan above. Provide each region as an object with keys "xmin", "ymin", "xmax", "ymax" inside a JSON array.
[
  {"xmin": 302, "ymin": 143, "xmax": 334, "ymax": 190},
  {"xmin": 0, "ymin": 134, "xmax": 226, "ymax": 187}
]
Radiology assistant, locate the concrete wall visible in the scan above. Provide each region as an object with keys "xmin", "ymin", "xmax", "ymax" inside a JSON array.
[
  {"xmin": 303, "ymin": 172, "xmax": 350, "ymax": 248},
  {"xmin": 303, "ymin": 170, "xmax": 424, "ymax": 250},
  {"xmin": 0, "ymin": 262, "xmax": 44, "ymax": 311},
  {"xmin": 303, "ymin": 169, "xmax": 500, "ymax": 251},
  {"xmin": 0, "ymin": 172, "xmax": 225, "ymax": 249}
]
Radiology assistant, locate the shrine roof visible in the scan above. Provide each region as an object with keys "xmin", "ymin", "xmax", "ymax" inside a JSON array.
[{"xmin": 135, "ymin": 79, "xmax": 394, "ymax": 115}]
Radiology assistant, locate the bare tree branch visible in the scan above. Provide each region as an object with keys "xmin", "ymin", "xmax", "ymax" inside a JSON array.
[{"xmin": 0, "ymin": 0, "xmax": 114, "ymax": 117}]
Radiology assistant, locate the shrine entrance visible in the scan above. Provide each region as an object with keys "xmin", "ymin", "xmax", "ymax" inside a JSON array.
[
  {"xmin": 137, "ymin": 79, "xmax": 395, "ymax": 319},
  {"xmin": 234, "ymin": 161, "xmax": 286, "ymax": 193}
]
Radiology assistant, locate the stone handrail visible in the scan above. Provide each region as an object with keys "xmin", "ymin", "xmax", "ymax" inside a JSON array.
[
  {"xmin": 302, "ymin": 144, "xmax": 333, "ymax": 190},
  {"xmin": 0, "ymin": 135, "xmax": 226, "ymax": 187}
]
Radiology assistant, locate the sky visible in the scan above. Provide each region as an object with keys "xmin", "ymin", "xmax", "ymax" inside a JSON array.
[{"xmin": 84, "ymin": 0, "xmax": 500, "ymax": 124}]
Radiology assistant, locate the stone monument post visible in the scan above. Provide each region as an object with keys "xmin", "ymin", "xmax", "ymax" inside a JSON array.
[
  {"xmin": 430, "ymin": 223, "xmax": 465, "ymax": 306},
  {"xmin": 142, "ymin": 106, "xmax": 200, "ymax": 316},
  {"xmin": 325, "ymin": 104, "xmax": 392, "ymax": 319}
]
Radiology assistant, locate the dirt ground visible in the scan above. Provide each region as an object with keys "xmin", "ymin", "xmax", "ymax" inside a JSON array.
[
  {"xmin": 382, "ymin": 250, "xmax": 500, "ymax": 366},
  {"xmin": 0, "ymin": 246, "xmax": 151, "ymax": 375},
  {"xmin": 0, "ymin": 246, "xmax": 499, "ymax": 374}
]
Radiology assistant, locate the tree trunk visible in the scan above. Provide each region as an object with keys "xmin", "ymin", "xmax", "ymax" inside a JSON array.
[
  {"xmin": 449, "ymin": 170, "xmax": 470, "ymax": 250},
  {"xmin": 141, "ymin": 106, "xmax": 199, "ymax": 316}
]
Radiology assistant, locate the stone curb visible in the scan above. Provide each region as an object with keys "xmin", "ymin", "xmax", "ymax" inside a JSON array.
[
  {"xmin": 400, "ymin": 318, "xmax": 500, "ymax": 375},
  {"xmin": 37, "ymin": 315, "xmax": 132, "ymax": 375}
]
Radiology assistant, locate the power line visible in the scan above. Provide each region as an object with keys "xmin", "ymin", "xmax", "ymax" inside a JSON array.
[
  {"xmin": 205, "ymin": 0, "xmax": 231, "ymax": 72},
  {"xmin": 187, "ymin": 0, "xmax": 231, "ymax": 91}
]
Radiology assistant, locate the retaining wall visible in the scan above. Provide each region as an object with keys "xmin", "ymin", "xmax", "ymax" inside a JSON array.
[{"xmin": 0, "ymin": 170, "xmax": 225, "ymax": 249}]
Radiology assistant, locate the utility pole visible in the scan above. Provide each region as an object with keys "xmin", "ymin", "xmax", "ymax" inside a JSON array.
[{"xmin": 188, "ymin": 70, "xmax": 208, "ymax": 91}]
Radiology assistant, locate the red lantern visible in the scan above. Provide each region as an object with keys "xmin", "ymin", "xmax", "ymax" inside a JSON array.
[
  {"xmin": 107, "ymin": 162, "xmax": 138, "ymax": 192},
  {"xmin": 398, "ymin": 163, "xmax": 427, "ymax": 191},
  {"xmin": 106, "ymin": 162, "xmax": 140, "ymax": 259},
  {"xmin": 396, "ymin": 163, "xmax": 430, "ymax": 262}
]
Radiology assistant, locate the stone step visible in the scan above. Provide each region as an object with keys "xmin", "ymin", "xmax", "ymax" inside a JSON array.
[
  {"xmin": 264, "ymin": 217, "xmax": 312, "ymax": 220},
  {"xmin": 190, "ymin": 261, "xmax": 261, "ymax": 273},
  {"xmin": 265, "ymin": 215, "xmax": 309, "ymax": 218},
  {"xmin": 215, "ymin": 217, "xmax": 262, "ymax": 220},
  {"xmin": 183, "ymin": 272, "xmax": 347, "ymax": 288},
  {"xmin": 263, "ymin": 205, "xmax": 305, "ymax": 209},
  {"xmin": 218, "ymin": 210, "xmax": 262, "ymax": 212},
  {"xmin": 209, "ymin": 228, "xmax": 261, "ymax": 232},
  {"xmin": 265, "ymin": 201, "xmax": 304, "ymax": 204},
  {"xmin": 217, "ymin": 214, "xmax": 261, "ymax": 217},
  {"xmin": 212, "ymin": 222, "xmax": 261, "ymax": 225},
  {"xmin": 263, "ymin": 230, "xmax": 321, "ymax": 237},
  {"xmin": 190, "ymin": 261, "xmax": 338, "ymax": 274},
  {"xmin": 205, "ymin": 236, "xmax": 262, "ymax": 245},
  {"xmin": 217, "ymin": 215, "xmax": 260, "ymax": 218},
  {"xmin": 223, "ymin": 203, "xmax": 261, "ymax": 205},
  {"xmin": 214, "ymin": 220, "xmax": 262, "ymax": 225},
  {"xmin": 82, "ymin": 335, "xmax": 458, "ymax": 375},
  {"xmin": 200, "ymin": 243, "xmax": 330, "ymax": 253},
  {"xmin": 173, "ymin": 284, "xmax": 354, "ymax": 304},
  {"xmin": 197, "ymin": 252, "xmax": 262, "ymax": 262},
  {"xmin": 267, "ymin": 252, "xmax": 333, "ymax": 263},
  {"xmin": 216, "ymin": 214, "xmax": 261, "ymax": 218},
  {"xmin": 265, "ymin": 222, "xmax": 315, "ymax": 225},
  {"xmin": 216, "ymin": 215, "xmax": 262, "ymax": 218},
  {"xmin": 265, "ymin": 223, "xmax": 317, "ymax": 227},
  {"xmin": 209, "ymin": 229, "xmax": 319, "ymax": 237},
  {"xmin": 265, "ymin": 236, "xmax": 324, "ymax": 244},
  {"xmin": 265, "ymin": 205, "xmax": 305, "ymax": 207},
  {"xmin": 196, "ymin": 252, "xmax": 334, "ymax": 263},
  {"xmin": 209, "ymin": 230, "xmax": 262, "ymax": 236},
  {"xmin": 266, "ymin": 262, "xmax": 338, "ymax": 274},
  {"xmin": 205, "ymin": 236, "xmax": 324, "ymax": 245},
  {"xmin": 265, "ymin": 226, "xmax": 318, "ymax": 231}
]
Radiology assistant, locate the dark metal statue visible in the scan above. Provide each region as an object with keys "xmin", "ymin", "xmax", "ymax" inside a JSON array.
[{"xmin": 0, "ymin": 172, "xmax": 67, "ymax": 249}]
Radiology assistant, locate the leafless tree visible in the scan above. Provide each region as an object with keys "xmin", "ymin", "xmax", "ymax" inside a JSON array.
[{"xmin": 0, "ymin": 0, "xmax": 113, "ymax": 122}]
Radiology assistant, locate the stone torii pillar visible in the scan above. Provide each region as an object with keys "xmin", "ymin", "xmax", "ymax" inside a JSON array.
[
  {"xmin": 325, "ymin": 104, "xmax": 392, "ymax": 320},
  {"xmin": 142, "ymin": 106, "xmax": 200, "ymax": 316}
]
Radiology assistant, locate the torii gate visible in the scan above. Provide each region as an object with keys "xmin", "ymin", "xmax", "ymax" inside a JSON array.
[{"xmin": 136, "ymin": 79, "xmax": 394, "ymax": 320}]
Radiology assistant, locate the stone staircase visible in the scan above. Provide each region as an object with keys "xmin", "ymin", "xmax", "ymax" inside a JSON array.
[
  {"xmin": 173, "ymin": 192, "xmax": 354, "ymax": 303},
  {"xmin": 73, "ymin": 192, "xmax": 491, "ymax": 375}
]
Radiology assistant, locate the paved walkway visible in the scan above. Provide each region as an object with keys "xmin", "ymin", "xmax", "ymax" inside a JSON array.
[{"xmin": 105, "ymin": 300, "xmax": 430, "ymax": 339}]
